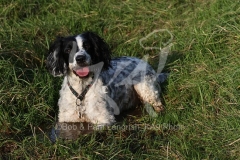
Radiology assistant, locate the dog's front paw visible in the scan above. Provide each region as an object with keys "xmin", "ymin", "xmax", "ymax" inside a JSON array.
[{"xmin": 153, "ymin": 104, "xmax": 164, "ymax": 113}]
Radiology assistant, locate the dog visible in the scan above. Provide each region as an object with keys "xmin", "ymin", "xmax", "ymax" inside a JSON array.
[{"xmin": 46, "ymin": 31, "xmax": 165, "ymax": 126}]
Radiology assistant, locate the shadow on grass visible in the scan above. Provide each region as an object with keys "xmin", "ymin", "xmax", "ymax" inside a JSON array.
[{"xmin": 49, "ymin": 106, "xmax": 143, "ymax": 141}]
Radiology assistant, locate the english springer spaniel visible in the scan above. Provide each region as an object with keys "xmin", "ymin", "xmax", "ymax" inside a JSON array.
[{"xmin": 46, "ymin": 31, "xmax": 165, "ymax": 126}]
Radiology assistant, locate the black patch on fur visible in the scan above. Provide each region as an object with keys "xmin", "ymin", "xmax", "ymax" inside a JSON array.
[
  {"xmin": 46, "ymin": 36, "xmax": 76, "ymax": 76},
  {"xmin": 80, "ymin": 31, "xmax": 112, "ymax": 69}
]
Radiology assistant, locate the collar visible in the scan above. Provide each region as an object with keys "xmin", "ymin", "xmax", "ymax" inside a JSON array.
[{"xmin": 67, "ymin": 76, "xmax": 95, "ymax": 102}]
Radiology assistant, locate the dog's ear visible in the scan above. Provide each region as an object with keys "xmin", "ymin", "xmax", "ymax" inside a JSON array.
[
  {"xmin": 87, "ymin": 32, "xmax": 112, "ymax": 69},
  {"xmin": 46, "ymin": 37, "xmax": 68, "ymax": 77}
]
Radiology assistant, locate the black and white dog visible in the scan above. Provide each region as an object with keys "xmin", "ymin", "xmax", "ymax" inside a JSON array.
[{"xmin": 47, "ymin": 31, "xmax": 164, "ymax": 126}]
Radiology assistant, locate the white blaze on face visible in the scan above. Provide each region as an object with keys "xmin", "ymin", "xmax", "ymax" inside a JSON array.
[
  {"xmin": 73, "ymin": 35, "xmax": 91, "ymax": 66},
  {"xmin": 75, "ymin": 36, "xmax": 84, "ymax": 50}
]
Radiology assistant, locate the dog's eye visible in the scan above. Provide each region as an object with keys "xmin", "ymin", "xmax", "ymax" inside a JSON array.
[
  {"xmin": 83, "ymin": 42, "xmax": 90, "ymax": 50},
  {"xmin": 65, "ymin": 49, "xmax": 71, "ymax": 54},
  {"xmin": 64, "ymin": 47, "xmax": 72, "ymax": 54}
]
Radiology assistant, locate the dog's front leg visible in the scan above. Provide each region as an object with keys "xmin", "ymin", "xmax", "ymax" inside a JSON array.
[{"xmin": 84, "ymin": 92, "xmax": 116, "ymax": 126}]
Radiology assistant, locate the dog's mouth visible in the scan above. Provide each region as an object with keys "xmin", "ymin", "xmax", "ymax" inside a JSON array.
[{"xmin": 73, "ymin": 66, "xmax": 90, "ymax": 77}]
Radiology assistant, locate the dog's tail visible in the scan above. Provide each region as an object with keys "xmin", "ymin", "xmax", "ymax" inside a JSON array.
[{"xmin": 156, "ymin": 73, "xmax": 169, "ymax": 83}]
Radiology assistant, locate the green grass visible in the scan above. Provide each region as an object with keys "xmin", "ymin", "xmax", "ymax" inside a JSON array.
[{"xmin": 0, "ymin": 0, "xmax": 240, "ymax": 159}]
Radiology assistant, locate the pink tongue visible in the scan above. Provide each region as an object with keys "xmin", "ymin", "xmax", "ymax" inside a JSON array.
[{"xmin": 75, "ymin": 67, "xmax": 90, "ymax": 77}]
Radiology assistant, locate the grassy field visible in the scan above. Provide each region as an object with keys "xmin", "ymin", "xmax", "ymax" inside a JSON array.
[{"xmin": 0, "ymin": 0, "xmax": 240, "ymax": 159}]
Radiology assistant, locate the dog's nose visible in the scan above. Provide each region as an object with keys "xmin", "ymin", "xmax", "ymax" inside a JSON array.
[{"xmin": 76, "ymin": 55, "xmax": 86, "ymax": 63}]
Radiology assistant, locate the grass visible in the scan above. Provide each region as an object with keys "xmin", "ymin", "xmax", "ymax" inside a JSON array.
[{"xmin": 0, "ymin": 0, "xmax": 239, "ymax": 159}]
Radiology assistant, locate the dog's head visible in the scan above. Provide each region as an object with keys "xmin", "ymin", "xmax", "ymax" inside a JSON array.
[{"xmin": 46, "ymin": 31, "xmax": 111, "ymax": 77}]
